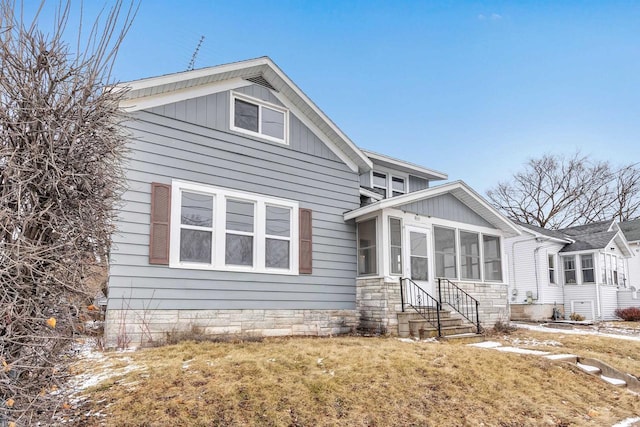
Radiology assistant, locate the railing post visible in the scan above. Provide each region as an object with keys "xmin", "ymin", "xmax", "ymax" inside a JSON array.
[
  {"xmin": 437, "ymin": 278, "xmax": 443, "ymax": 306},
  {"xmin": 436, "ymin": 300, "xmax": 442, "ymax": 338},
  {"xmin": 400, "ymin": 278, "xmax": 405, "ymax": 312},
  {"xmin": 475, "ymin": 300, "xmax": 480, "ymax": 333}
]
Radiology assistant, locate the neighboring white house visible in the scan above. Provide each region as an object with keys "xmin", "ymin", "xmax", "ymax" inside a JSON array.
[{"xmin": 507, "ymin": 220, "xmax": 639, "ymax": 321}]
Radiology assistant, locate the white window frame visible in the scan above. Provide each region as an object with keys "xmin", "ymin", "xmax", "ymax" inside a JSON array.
[
  {"xmin": 169, "ymin": 180, "xmax": 299, "ymax": 274},
  {"xmin": 389, "ymin": 217, "xmax": 403, "ymax": 276},
  {"xmin": 372, "ymin": 171, "xmax": 388, "ymax": 198},
  {"xmin": 548, "ymin": 253, "xmax": 556, "ymax": 285},
  {"xmin": 357, "ymin": 217, "xmax": 378, "ymax": 276},
  {"xmin": 230, "ymin": 92, "xmax": 289, "ymax": 145},
  {"xmin": 580, "ymin": 254, "xmax": 595, "ymax": 283}
]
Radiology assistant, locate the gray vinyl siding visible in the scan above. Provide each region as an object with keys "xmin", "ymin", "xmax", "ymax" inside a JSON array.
[
  {"xmin": 359, "ymin": 172, "xmax": 371, "ymax": 187},
  {"xmin": 409, "ymin": 175, "xmax": 428, "ymax": 192},
  {"xmin": 109, "ymin": 107, "xmax": 360, "ymax": 311},
  {"xmin": 400, "ymin": 193, "xmax": 493, "ymax": 228},
  {"xmin": 148, "ymin": 85, "xmax": 341, "ymax": 162}
]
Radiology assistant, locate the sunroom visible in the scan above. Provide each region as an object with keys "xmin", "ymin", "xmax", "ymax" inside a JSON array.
[
  {"xmin": 559, "ymin": 230, "xmax": 632, "ymax": 320},
  {"xmin": 344, "ymin": 181, "xmax": 520, "ymax": 334}
]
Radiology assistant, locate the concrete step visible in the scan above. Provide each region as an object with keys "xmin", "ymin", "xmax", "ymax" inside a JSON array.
[
  {"xmin": 418, "ymin": 325, "xmax": 476, "ymax": 339},
  {"xmin": 408, "ymin": 317, "xmax": 463, "ymax": 329},
  {"xmin": 576, "ymin": 362, "xmax": 601, "ymax": 375},
  {"xmin": 544, "ymin": 354, "xmax": 578, "ymax": 363},
  {"xmin": 441, "ymin": 333, "xmax": 484, "ymax": 343},
  {"xmin": 601, "ymin": 375, "xmax": 627, "ymax": 387}
]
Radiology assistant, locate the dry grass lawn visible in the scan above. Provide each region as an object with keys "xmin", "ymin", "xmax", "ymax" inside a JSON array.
[{"xmin": 63, "ymin": 331, "xmax": 640, "ymax": 427}]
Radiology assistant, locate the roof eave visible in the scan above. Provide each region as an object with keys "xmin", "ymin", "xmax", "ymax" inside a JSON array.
[{"xmin": 362, "ymin": 149, "xmax": 448, "ymax": 181}]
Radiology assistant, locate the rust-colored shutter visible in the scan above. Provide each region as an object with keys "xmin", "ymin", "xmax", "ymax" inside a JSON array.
[
  {"xmin": 299, "ymin": 208, "xmax": 313, "ymax": 274},
  {"xmin": 149, "ymin": 182, "xmax": 171, "ymax": 265}
]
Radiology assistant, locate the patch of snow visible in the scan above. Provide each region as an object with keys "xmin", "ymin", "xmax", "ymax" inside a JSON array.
[
  {"xmin": 513, "ymin": 322, "xmax": 640, "ymax": 342},
  {"xmin": 468, "ymin": 341, "xmax": 502, "ymax": 348},
  {"xmin": 612, "ymin": 416, "xmax": 640, "ymax": 427},
  {"xmin": 397, "ymin": 338, "xmax": 416, "ymax": 343},
  {"xmin": 495, "ymin": 346, "xmax": 549, "ymax": 355}
]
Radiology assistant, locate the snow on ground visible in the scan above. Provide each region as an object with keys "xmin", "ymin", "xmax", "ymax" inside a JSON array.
[{"xmin": 513, "ymin": 322, "xmax": 640, "ymax": 342}]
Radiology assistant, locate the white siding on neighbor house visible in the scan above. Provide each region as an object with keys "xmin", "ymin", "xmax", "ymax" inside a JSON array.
[
  {"xmin": 618, "ymin": 289, "xmax": 640, "ymax": 310},
  {"xmin": 505, "ymin": 235, "xmax": 564, "ymax": 305},
  {"xmin": 599, "ymin": 286, "xmax": 619, "ymax": 320},
  {"xmin": 109, "ymin": 101, "xmax": 360, "ymax": 312},
  {"xmin": 625, "ymin": 242, "xmax": 640, "ymax": 288}
]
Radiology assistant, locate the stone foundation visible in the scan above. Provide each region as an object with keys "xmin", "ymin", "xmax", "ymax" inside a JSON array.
[
  {"xmin": 104, "ymin": 308, "xmax": 357, "ymax": 348},
  {"xmin": 448, "ymin": 281, "xmax": 510, "ymax": 327},
  {"xmin": 356, "ymin": 277, "xmax": 402, "ymax": 334}
]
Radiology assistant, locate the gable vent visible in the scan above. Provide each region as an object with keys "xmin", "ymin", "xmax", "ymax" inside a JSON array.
[{"xmin": 244, "ymin": 75, "xmax": 277, "ymax": 91}]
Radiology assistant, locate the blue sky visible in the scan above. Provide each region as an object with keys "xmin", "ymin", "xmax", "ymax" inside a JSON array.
[{"xmin": 27, "ymin": 1, "xmax": 640, "ymax": 192}]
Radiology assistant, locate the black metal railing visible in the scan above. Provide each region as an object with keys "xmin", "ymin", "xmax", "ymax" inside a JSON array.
[
  {"xmin": 437, "ymin": 278, "xmax": 481, "ymax": 333},
  {"xmin": 400, "ymin": 277, "xmax": 442, "ymax": 337}
]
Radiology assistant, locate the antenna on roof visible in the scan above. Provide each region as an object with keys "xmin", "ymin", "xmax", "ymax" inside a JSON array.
[{"xmin": 187, "ymin": 35, "xmax": 205, "ymax": 71}]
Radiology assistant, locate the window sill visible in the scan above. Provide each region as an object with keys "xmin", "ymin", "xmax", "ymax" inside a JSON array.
[{"xmin": 169, "ymin": 262, "xmax": 298, "ymax": 276}]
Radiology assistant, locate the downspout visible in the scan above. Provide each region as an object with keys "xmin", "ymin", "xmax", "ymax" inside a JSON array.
[
  {"xmin": 595, "ymin": 250, "xmax": 603, "ymax": 320},
  {"xmin": 533, "ymin": 245, "xmax": 542, "ymax": 302}
]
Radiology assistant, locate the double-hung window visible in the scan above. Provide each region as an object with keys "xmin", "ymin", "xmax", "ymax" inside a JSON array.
[
  {"xmin": 391, "ymin": 176, "xmax": 406, "ymax": 197},
  {"xmin": 563, "ymin": 256, "xmax": 576, "ymax": 284},
  {"xmin": 170, "ymin": 181, "xmax": 298, "ymax": 274},
  {"xmin": 372, "ymin": 172, "xmax": 387, "ymax": 198},
  {"xmin": 548, "ymin": 254, "xmax": 556, "ymax": 284},
  {"xmin": 580, "ymin": 254, "xmax": 594, "ymax": 283},
  {"xmin": 231, "ymin": 93, "xmax": 288, "ymax": 144}
]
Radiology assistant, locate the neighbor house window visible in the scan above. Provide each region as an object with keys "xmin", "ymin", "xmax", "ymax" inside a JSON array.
[
  {"xmin": 563, "ymin": 256, "xmax": 576, "ymax": 284},
  {"xmin": 483, "ymin": 235, "xmax": 502, "ymax": 281},
  {"xmin": 580, "ymin": 254, "xmax": 594, "ymax": 283},
  {"xmin": 460, "ymin": 231, "xmax": 480, "ymax": 280},
  {"xmin": 391, "ymin": 176, "xmax": 406, "ymax": 197},
  {"xmin": 548, "ymin": 254, "xmax": 556, "ymax": 284},
  {"xmin": 601, "ymin": 253, "xmax": 607, "ymax": 284},
  {"xmin": 357, "ymin": 218, "xmax": 377, "ymax": 275},
  {"xmin": 170, "ymin": 181, "xmax": 298, "ymax": 274},
  {"xmin": 434, "ymin": 226, "xmax": 457, "ymax": 279},
  {"xmin": 231, "ymin": 93, "xmax": 288, "ymax": 144},
  {"xmin": 389, "ymin": 217, "xmax": 402, "ymax": 275},
  {"xmin": 372, "ymin": 172, "xmax": 387, "ymax": 198},
  {"xmin": 612, "ymin": 255, "xmax": 618, "ymax": 285}
]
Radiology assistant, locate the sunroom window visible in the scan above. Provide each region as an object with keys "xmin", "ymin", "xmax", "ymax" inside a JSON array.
[
  {"xmin": 357, "ymin": 219, "xmax": 377, "ymax": 275},
  {"xmin": 460, "ymin": 231, "xmax": 480, "ymax": 280},
  {"xmin": 482, "ymin": 235, "xmax": 502, "ymax": 281},
  {"xmin": 389, "ymin": 218, "xmax": 402, "ymax": 275},
  {"xmin": 391, "ymin": 176, "xmax": 406, "ymax": 197},
  {"xmin": 231, "ymin": 93, "xmax": 288, "ymax": 144},
  {"xmin": 434, "ymin": 226, "xmax": 457, "ymax": 279}
]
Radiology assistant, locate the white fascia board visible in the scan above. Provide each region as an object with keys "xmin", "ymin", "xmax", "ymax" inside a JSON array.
[
  {"xmin": 344, "ymin": 180, "xmax": 521, "ymax": 236},
  {"xmin": 271, "ymin": 91, "xmax": 359, "ymax": 173},
  {"xmin": 362, "ymin": 149, "xmax": 448, "ymax": 180},
  {"xmin": 613, "ymin": 232, "xmax": 634, "ymax": 257},
  {"xmin": 116, "ymin": 57, "xmax": 271, "ymax": 94},
  {"xmin": 264, "ymin": 60, "xmax": 372, "ymax": 172},
  {"xmin": 359, "ymin": 187, "xmax": 384, "ymax": 200},
  {"xmin": 516, "ymin": 225, "xmax": 573, "ymax": 244},
  {"xmin": 119, "ymin": 78, "xmax": 250, "ymax": 112}
]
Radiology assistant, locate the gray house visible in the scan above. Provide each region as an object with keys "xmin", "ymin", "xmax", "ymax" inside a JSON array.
[{"xmin": 105, "ymin": 57, "xmax": 519, "ymax": 345}]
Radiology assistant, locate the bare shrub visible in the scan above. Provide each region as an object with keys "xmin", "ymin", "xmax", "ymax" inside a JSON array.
[
  {"xmin": 0, "ymin": 1, "xmax": 136, "ymax": 424},
  {"xmin": 614, "ymin": 307, "xmax": 640, "ymax": 322},
  {"xmin": 569, "ymin": 313, "xmax": 585, "ymax": 321}
]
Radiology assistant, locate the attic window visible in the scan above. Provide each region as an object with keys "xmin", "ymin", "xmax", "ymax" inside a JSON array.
[
  {"xmin": 231, "ymin": 92, "xmax": 288, "ymax": 144},
  {"xmin": 244, "ymin": 75, "xmax": 277, "ymax": 91}
]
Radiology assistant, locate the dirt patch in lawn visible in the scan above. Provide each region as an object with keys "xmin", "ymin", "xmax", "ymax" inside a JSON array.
[{"xmin": 59, "ymin": 335, "xmax": 640, "ymax": 426}]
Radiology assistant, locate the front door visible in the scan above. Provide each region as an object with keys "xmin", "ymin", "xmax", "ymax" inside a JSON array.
[{"xmin": 404, "ymin": 226, "xmax": 432, "ymax": 297}]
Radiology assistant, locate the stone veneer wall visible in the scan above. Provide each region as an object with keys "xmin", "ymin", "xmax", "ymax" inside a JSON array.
[
  {"xmin": 451, "ymin": 281, "xmax": 510, "ymax": 326},
  {"xmin": 356, "ymin": 277, "xmax": 402, "ymax": 334},
  {"xmin": 104, "ymin": 309, "xmax": 357, "ymax": 348}
]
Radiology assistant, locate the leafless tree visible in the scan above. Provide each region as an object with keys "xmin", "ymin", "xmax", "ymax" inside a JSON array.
[
  {"xmin": 487, "ymin": 152, "xmax": 640, "ymax": 229},
  {"xmin": 0, "ymin": 1, "xmax": 135, "ymax": 424}
]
